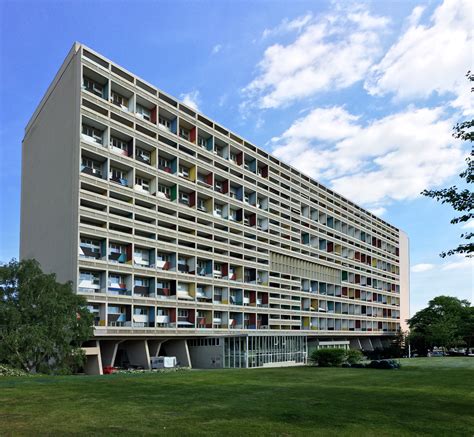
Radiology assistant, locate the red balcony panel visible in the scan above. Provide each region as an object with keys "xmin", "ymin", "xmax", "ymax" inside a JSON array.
[
  {"xmin": 222, "ymin": 180, "xmax": 229, "ymax": 194},
  {"xmin": 125, "ymin": 244, "xmax": 132, "ymax": 262},
  {"xmin": 236, "ymin": 152, "xmax": 243, "ymax": 166},
  {"xmin": 190, "ymin": 127, "xmax": 196, "ymax": 143},
  {"xmin": 169, "ymin": 308, "xmax": 176, "ymax": 323}
]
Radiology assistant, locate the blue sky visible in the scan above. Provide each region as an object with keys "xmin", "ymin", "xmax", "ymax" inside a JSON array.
[{"xmin": 0, "ymin": 0, "xmax": 472, "ymax": 314}]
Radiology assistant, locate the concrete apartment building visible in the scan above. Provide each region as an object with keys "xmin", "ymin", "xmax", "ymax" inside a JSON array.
[{"xmin": 21, "ymin": 43, "xmax": 410, "ymax": 373}]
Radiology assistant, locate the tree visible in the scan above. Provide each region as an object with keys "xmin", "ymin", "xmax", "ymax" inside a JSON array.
[
  {"xmin": 408, "ymin": 296, "xmax": 472, "ymax": 354},
  {"xmin": 422, "ymin": 71, "xmax": 473, "ymax": 258},
  {"xmin": 0, "ymin": 259, "xmax": 93, "ymax": 374}
]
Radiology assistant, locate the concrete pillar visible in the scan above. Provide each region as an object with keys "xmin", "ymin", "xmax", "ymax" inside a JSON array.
[
  {"xmin": 124, "ymin": 340, "xmax": 151, "ymax": 369},
  {"xmin": 349, "ymin": 338, "xmax": 362, "ymax": 349},
  {"xmin": 148, "ymin": 339, "xmax": 163, "ymax": 358},
  {"xmin": 162, "ymin": 339, "xmax": 191, "ymax": 368},
  {"xmin": 100, "ymin": 340, "xmax": 121, "ymax": 367},
  {"xmin": 83, "ymin": 341, "xmax": 103, "ymax": 375},
  {"xmin": 360, "ymin": 337, "xmax": 374, "ymax": 351},
  {"xmin": 372, "ymin": 337, "xmax": 383, "ymax": 349}
]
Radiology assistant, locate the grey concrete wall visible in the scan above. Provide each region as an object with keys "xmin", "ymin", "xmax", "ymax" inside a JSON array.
[
  {"xmin": 188, "ymin": 345, "xmax": 223, "ymax": 369},
  {"xmin": 399, "ymin": 230, "xmax": 410, "ymax": 331},
  {"xmin": 162, "ymin": 339, "xmax": 191, "ymax": 367},
  {"xmin": 20, "ymin": 45, "xmax": 80, "ymax": 284},
  {"xmin": 123, "ymin": 340, "xmax": 151, "ymax": 369}
]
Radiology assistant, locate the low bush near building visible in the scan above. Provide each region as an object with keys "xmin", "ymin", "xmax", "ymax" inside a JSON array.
[
  {"xmin": 367, "ymin": 359, "xmax": 401, "ymax": 369},
  {"xmin": 311, "ymin": 348, "xmax": 347, "ymax": 367},
  {"xmin": 345, "ymin": 349, "xmax": 364, "ymax": 365},
  {"xmin": 0, "ymin": 364, "xmax": 30, "ymax": 377},
  {"xmin": 311, "ymin": 348, "xmax": 365, "ymax": 367}
]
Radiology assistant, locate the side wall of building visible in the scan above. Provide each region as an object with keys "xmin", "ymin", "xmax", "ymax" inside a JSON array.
[
  {"xmin": 20, "ymin": 47, "xmax": 80, "ymax": 284},
  {"xmin": 399, "ymin": 230, "xmax": 410, "ymax": 331}
]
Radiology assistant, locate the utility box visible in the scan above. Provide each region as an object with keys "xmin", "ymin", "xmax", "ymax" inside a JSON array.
[{"xmin": 151, "ymin": 356, "xmax": 177, "ymax": 369}]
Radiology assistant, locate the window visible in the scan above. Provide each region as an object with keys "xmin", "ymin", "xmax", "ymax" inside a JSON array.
[
  {"xmin": 179, "ymin": 192, "xmax": 189, "ymax": 204},
  {"xmin": 214, "ymin": 205, "xmax": 222, "ymax": 216},
  {"xmin": 136, "ymin": 147, "xmax": 151, "ymax": 163},
  {"xmin": 179, "ymin": 166, "xmax": 189, "ymax": 178},
  {"xmin": 80, "ymin": 271, "xmax": 99, "ymax": 283},
  {"xmin": 179, "ymin": 127, "xmax": 190, "ymax": 141},
  {"xmin": 110, "ymin": 136, "xmax": 128, "ymax": 152},
  {"xmin": 111, "ymin": 91, "xmax": 128, "ymax": 109},
  {"xmin": 159, "ymin": 157, "xmax": 170, "ymax": 169},
  {"xmin": 135, "ymin": 177, "xmax": 150, "ymax": 191},
  {"xmin": 157, "ymin": 185, "xmax": 171, "ymax": 198},
  {"xmin": 178, "ymin": 309, "xmax": 188, "ymax": 318},
  {"xmin": 197, "ymin": 136, "xmax": 206, "ymax": 148},
  {"xmin": 111, "ymin": 168, "xmax": 126, "ymax": 181},
  {"xmin": 158, "ymin": 116, "xmax": 171, "ymax": 130},
  {"xmin": 136, "ymin": 104, "xmax": 151, "ymax": 121},
  {"xmin": 229, "ymin": 152, "xmax": 237, "ymax": 163},
  {"xmin": 80, "ymin": 238, "xmax": 99, "ymax": 251},
  {"xmin": 81, "ymin": 157, "xmax": 101, "ymax": 175},
  {"xmin": 135, "ymin": 278, "xmax": 149, "ymax": 287},
  {"xmin": 82, "ymin": 125, "xmax": 102, "ymax": 143},
  {"xmin": 83, "ymin": 77, "xmax": 103, "ymax": 97},
  {"xmin": 197, "ymin": 199, "xmax": 206, "ymax": 211},
  {"xmin": 109, "ymin": 243, "xmax": 125, "ymax": 254},
  {"xmin": 215, "ymin": 181, "xmax": 222, "ymax": 191}
]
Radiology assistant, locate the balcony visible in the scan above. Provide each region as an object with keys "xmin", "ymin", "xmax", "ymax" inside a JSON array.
[
  {"xmin": 135, "ymin": 146, "xmax": 152, "ymax": 165},
  {"xmin": 196, "ymin": 285, "xmax": 212, "ymax": 302},
  {"xmin": 134, "ymin": 282, "xmax": 153, "ymax": 298},
  {"xmin": 158, "ymin": 108, "xmax": 177, "ymax": 133},
  {"xmin": 82, "ymin": 72, "xmax": 107, "ymax": 99},
  {"xmin": 109, "ymin": 132, "xmax": 132, "ymax": 157},
  {"xmin": 108, "ymin": 248, "xmax": 128, "ymax": 263},
  {"xmin": 132, "ymin": 309, "xmax": 154, "ymax": 328},
  {"xmin": 78, "ymin": 271, "xmax": 103, "ymax": 294},
  {"xmin": 156, "ymin": 310, "xmax": 171, "ymax": 327},
  {"xmin": 81, "ymin": 124, "xmax": 104, "ymax": 145},
  {"xmin": 156, "ymin": 282, "xmax": 173, "ymax": 299},
  {"xmin": 108, "ymin": 277, "xmax": 131, "ymax": 296},
  {"xmin": 109, "ymin": 167, "xmax": 129, "ymax": 187},
  {"xmin": 134, "ymin": 248, "xmax": 154, "ymax": 268},
  {"xmin": 79, "ymin": 239, "xmax": 103, "ymax": 260},
  {"xmin": 81, "ymin": 156, "xmax": 103, "ymax": 179}
]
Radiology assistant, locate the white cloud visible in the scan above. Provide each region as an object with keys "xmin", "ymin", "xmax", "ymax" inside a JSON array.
[
  {"xmin": 368, "ymin": 206, "xmax": 387, "ymax": 216},
  {"xmin": 462, "ymin": 220, "xmax": 474, "ymax": 230},
  {"xmin": 271, "ymin": 105, "xmax": 465, "ymax": 208},
  {"xmin": 365, "ymin": 0, "xmax": 473, "ymax": 114},
  {"xmin": 411, "ymin": 263, "xmax": 435, "ymax": 273},
  {"xmin": 180, "ymin": 90, "xmax": 200, "ymax": 111},
  {"xmin": 243, "ymin": 6, "xmax": 390, "ymax": 109},
  {"xmin": 441, "ymin": 255, "xmax": 474, "ymax": 271},
  {"xmin": 262, "ymin": 13, "xmax": 314, "ymax": 38},
  {"xmin": 211, "ymin": 44, "xmax": 222, "ymax": 55}
]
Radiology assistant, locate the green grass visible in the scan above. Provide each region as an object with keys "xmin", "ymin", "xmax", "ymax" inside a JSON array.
[{"xmin": 1, "ymin": 358, "xmax": 473, "ymax": 436}]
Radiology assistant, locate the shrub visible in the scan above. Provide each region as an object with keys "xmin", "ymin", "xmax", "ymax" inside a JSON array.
[
  {"xmin": 311, "ymin": 348, "xmax": 347, "ymax": 367},
  {"xmin": 0, "ymin": 364, "xmax": 30, "ymax": 377},
  {"xmin": 368, "ymin": 359, "xmax": 401, "ymax": 370},
  {"xmin": 346, "ymin": 349, "xmax": 364, "ymax": 365}
]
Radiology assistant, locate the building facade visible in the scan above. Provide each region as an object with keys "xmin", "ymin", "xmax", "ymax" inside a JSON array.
[{"xmin": 21, "ymin": 43, "xmax": 410, "ymax": 373}]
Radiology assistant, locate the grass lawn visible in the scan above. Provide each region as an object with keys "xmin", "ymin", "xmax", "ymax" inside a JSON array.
[{"xmin": 1, "ymin": 357, "xmax": 473, "ymax": 436}]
